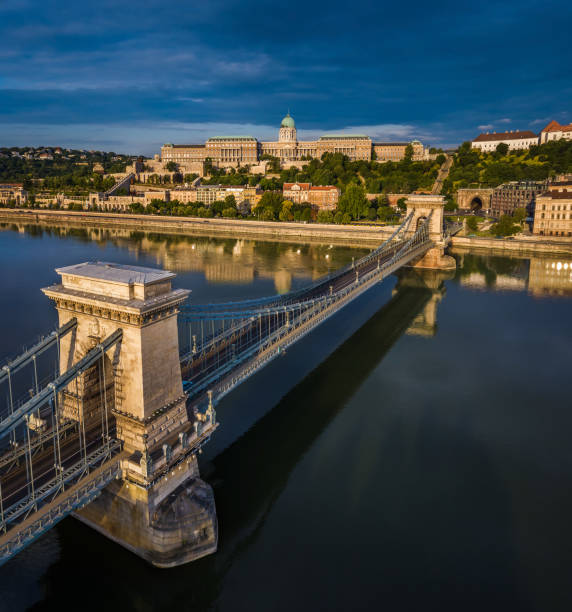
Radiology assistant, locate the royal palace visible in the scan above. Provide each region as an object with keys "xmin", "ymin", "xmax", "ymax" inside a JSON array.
[{"xmin": 160, "ymin": 113, "xmax": 428, "ymax": 171}]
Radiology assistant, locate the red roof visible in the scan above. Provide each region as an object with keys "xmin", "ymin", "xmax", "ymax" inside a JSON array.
[
  {"xmin": 309, "ymin": 186, "xmax": 338, "ymax": 191},
  {"xmin": 473, "ymin": 130, "xmax": 537, "ymax": 142},
  {"xmin": 541, "ymin": 120, "xmax": 572, "ymax": 133}
]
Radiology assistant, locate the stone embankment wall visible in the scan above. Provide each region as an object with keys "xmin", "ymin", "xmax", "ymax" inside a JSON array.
[
  {"xmin": 450, "ymin": 235, "xmax": 572, "ymax": 256},
  {"xmin": 0, "ymin": 208, "xmax": 396, "ymax": 247}
]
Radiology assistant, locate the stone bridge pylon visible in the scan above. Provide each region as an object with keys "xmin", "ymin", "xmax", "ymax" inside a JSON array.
[
  {"xmin": 405, "ymin": 195, "xmax": 456, "ymax": 270},
  {"xmin": 42, "ymin": 262, "xmax": 218, "ymax": 567}
]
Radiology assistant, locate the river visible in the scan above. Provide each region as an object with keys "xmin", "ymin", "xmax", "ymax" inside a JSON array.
[{"xmin": 0, "ymin": 221, "xmax": 571, "ymax": 612}]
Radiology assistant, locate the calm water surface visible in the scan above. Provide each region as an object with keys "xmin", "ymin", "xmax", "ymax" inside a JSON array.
[{"xmin": 0, "ymin": 222, "xmax": 571, "ymax": 612}]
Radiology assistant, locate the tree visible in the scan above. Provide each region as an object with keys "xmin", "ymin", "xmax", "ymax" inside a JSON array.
[
  {"xmin": 317, "ymin": 210, "xmax": 334, "ymax": 224},
  {"xmin": 490, "ymin": 215, "xmax": 520, "ymax": 236},
  {"xmin": 367, "ymin": 207, "xmax": 377, "ymax": 221},
  {"xmin": 404, "ymin": 144, "xmax": 414, "ymax": 163},
  {"xmin": 513, "ymin": 207, "xmax": 527, "ymax": 223},
  {"xmin": 129, "ymin": 202, "xmax": 146, "ymax": 214},
  {"xmin": 396, "ymin": 197, "xmax": 407, "ymax": 213},
  {"xmin": 466, "ymin": 216, "xmax": 479, "ymax": 232},
  {"xmin": 256, "ymin": 191, "xmax": 283, "ymax": 220},
  {"xmin": 377, "ymin": 205, "xmax": 396, "ymax": 222},
  {"xmin": 338, "ymin": 183, "xmax": 368, "ymax": 220},
  {"xmin": 165, "ymin": 161, "xmax": 178, "ymax": 172},
  {"xmin": 211, "ymin": 200, "xmax": 226, "ymax": 217},
  {"xmin": 224, "ymin": 194, "xmax": 237, "ymax": 210},
  {"xmin": 260, "ymin": 208, "xmax": 275, "ymax": 221},
  {"xmin": 444, "ymin": 195, "xmax": 458, "ymax": 211},
  {"xmin": 495, "ymin": 143, "xmax": 509, "ymax": 157},
  {"xmin": 222, "ymin": 207, "xmax": 237, "ymax": 218}
]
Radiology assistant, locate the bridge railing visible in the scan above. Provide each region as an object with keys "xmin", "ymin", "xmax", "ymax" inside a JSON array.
[{"xmin": 0, "ymin": 329, "xmax": 123, "ymax": 553}]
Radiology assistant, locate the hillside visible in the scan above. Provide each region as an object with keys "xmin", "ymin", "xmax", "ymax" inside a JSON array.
[{"xmin": 443, "ymin": 139, "xmax": 572, "ymax": 194}]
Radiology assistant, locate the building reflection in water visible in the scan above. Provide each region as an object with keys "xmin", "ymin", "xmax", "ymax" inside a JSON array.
[
  {"xmin": 0, "ymin": 222, "xmax": 370, "ymax": 296},
  {"xmin": 528, "ymin": 258, "xmax": 572, "ymax": 297},
  {"xmin": 3, "ymin": 221, "xmax": 571, "ymax": 299},
  {"xmin": 452, "ymin": 251, "xmax": 572, "ymax": 298}
]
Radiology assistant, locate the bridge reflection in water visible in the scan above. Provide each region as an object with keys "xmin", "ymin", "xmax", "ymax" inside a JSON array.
[{"xmin": 28, "ymin": 266, "xmax": 452, "ymax": 610}]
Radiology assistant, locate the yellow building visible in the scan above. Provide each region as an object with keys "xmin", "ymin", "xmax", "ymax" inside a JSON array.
[
  {"xmin": 373, "ymin": 140, "xmax": 426, "ymax": 162},
  {"xmin": 160, "ymin": 114, "xmax": 427, "ymax": 169},
  {"xmin": 533, "ymin": 188, "xmax": 572, "ymax": 237}
]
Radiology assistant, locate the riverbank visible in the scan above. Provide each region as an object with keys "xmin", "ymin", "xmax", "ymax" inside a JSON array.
[
  {"xmin": 0, "ymin": 208, "xmax": 395, "ymax": 248},
  {"xmin": 450, "ymin": 235, "xmax": 572, "ymax": 256},
  {"xmin": 3, "ymin": 208, "xmax": 572, "ymax": 256}
]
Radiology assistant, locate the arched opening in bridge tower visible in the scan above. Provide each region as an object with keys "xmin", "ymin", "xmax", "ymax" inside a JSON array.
[
  {"xmin": 470, "ymin": 197, "xmax": 483, "ymax": 211},
  {"xmin": 60, "ymin": 354, "xmax": 115, "ymax": 437},
  {"xmin": 416, "ymin": 216, "xmax": 428, "ymax": 230}
]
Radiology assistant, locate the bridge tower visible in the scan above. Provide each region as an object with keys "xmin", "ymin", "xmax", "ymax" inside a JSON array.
[
  {"xmin": 405, "ymin": 194, "xmax": 456, "ymax": 270},
  {"xmin": 42, "ymin": 262, "xmax": 217, "ymax": 567}
]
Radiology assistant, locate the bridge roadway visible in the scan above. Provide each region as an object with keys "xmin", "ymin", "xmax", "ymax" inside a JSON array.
[{"xmin": 180, "ymin": 222, "xmax": 433, "ymax": 410}]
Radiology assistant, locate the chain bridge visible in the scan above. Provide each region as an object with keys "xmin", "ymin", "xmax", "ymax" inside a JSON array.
[{"xmin": 0, "ymin": 195, "xmax": 455, "ymax": 568}]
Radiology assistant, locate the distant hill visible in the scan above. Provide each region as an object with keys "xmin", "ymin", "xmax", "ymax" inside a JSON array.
[{"xmin": 0, "ymin": 147, "xmax": 132, "ymax": 185}]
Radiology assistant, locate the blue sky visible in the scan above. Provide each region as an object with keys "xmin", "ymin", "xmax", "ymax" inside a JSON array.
[{"xmin": 1, "ymin": 0, "xmax": 571, "ymax": 154}]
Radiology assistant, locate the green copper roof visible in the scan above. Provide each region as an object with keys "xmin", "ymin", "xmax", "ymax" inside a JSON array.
[{"xmin": 281, "ymin": 112, "xmax": 295, "ymax": 128}]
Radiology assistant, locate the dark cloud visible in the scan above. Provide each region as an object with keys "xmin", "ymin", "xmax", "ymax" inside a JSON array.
[{"xmin": 0, "ymin": 0, "xmax": 571, "ymax": 151}]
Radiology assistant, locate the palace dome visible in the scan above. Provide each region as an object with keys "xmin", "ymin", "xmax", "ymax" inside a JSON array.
[{"xmin": 281, "ymin": 112, "xmax": 295, "ymax": 128}]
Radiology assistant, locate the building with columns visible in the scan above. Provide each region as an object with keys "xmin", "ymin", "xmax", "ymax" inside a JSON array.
[{"xmin": 160, "ymin": 113, "xmax": 427, "ymax": 169}]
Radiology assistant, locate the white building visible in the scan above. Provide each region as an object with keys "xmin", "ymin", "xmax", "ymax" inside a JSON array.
[
  {"xmin": 539, "ymin": 120, "xmax": 572, "ymax": 144},
  {"xmin": 471, "ymin": 130, "xmax": 538, "ymax": 152}
]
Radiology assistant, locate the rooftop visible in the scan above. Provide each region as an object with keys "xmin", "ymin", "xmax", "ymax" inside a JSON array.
[
  {"xmin": 171, "ymin": 144, "xmax": 205, "ymax": 148},
  {"xmin": 206, "ymin": 136, "xmax": 257, "ymax": 142},
  {"xmin": 55, "ymin": 261, "xmax": 176, "ymax": 286},
  {"xmin": 542, "ymin": 120, "xmax": 572, "ymax": 132},
  {"xmin": 539, "ymin": 190, "xmax": 572, "ymax": 199}
]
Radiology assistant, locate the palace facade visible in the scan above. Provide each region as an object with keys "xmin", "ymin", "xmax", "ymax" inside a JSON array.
[{"xmin": 161, "ymin": 114, "xmax": 429, "ymax": 169}]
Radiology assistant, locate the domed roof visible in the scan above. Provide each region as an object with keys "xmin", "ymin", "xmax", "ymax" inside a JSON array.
[{"xmin": 281, "ymin": 112, "xmax": 295, "ymax": 128}]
